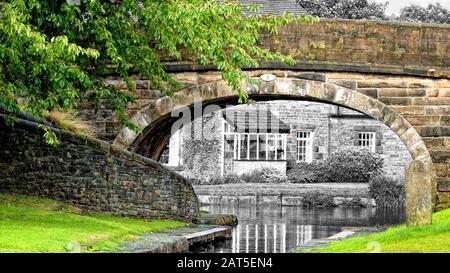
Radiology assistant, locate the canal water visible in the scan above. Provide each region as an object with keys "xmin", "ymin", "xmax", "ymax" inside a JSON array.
[{"xmin": 192, "ymin": 204, "xmax": 405, "ymax": 253}]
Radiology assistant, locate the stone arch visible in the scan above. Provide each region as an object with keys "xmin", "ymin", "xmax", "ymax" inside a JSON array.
[
  {"xmin": 113, "ymin": 77, "xmax": 436, "ymax": 226},
  {"xmin": 113, "ymin": 77, "xmax": 432, "ymax": 166}
]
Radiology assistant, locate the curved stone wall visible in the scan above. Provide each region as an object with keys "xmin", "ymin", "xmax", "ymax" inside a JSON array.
[{"xmin": 0, "ymin": 117, "xmax": 199, "ymax": 221}]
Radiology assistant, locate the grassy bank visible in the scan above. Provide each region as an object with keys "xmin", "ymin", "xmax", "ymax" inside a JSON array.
[
  {"xmin": 0, "ymin": 194, "xmax": 185, "ymax": 253},
  {"xmin": 309, "ymin": 208, "xmax": 450, "ymax": 253}
]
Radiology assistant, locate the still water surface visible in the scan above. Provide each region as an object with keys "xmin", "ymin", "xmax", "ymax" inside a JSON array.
[{"xmin": 192, "ymin": 205, "xmax": 405, "ymax": 253}]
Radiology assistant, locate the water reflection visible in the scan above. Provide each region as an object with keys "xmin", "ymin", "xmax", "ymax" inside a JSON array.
[{"xmin": 192, "ymin": 205, "xmax": 405, "ymax": 253}]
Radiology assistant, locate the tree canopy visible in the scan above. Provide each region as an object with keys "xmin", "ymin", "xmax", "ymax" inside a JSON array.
[
  {"xmin": 0, "ymin": 0, "xmax": 318, "ymax": 143},
  {"xmin": 296, "ymin": 0, "xmax": 450, "ymax": 24},
  {"xmin": 296, "ymin": 0, "xmax": 388, "ymax": 20},
  {"xmin": 399, "ymin": 3, "xmax": 450, "ymax": 24}
]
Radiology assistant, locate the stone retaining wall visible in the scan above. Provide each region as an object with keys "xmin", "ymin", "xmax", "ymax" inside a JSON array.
[
  {"xmin": 194, "ymin": 183, "xmax": 375, "ymax": 207},
  {"xmin": 0, "ymin": 117, "xmax": 199, "ymax": 221}
]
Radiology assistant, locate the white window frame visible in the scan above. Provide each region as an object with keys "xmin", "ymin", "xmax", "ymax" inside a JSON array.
[
  {"xmin": 159, "ymin": 144, "xmax": 170, "ymax": 164},
  {"xmin": 296, "ymin": 131, "xmax": 313, "ymax": 163},
  {"xmin": 358, "ymin": 132, "xmax": 376, "ymax": 152},
  {"xmin": 222, "ymin": 119, "xmax": 287, "ymax": 161}
]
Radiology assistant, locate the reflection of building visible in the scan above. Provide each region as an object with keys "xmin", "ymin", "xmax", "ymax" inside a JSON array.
[
  {"xmin": 160, "ymin": 100, "xmax": 412, "ymax": 180},
  {"xmin": 231, "ymin": 224, "xmax": 311, "ymax": 253}
]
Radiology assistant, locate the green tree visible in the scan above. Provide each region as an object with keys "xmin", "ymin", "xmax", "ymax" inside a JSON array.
[
  {"xmin": 0, "ymin": 0, "xmax": 318, "ymax": 144},
  {"xmin": 399, "ymin": 3, "xmax": 450, "ymax": 24},
  {"xmin": 296, "ymin": 0, "xmax": 388, "ymax": 20}
]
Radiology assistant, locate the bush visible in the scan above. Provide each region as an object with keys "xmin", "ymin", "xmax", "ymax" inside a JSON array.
[
  {"xmin": 369, "ymin": 175, "xmax": 405, "ymax": 208},
  {"xmin": 194, "ymin": 167, "xmax": 286, "ymax": 185},
  {"xmin": 287, "ymin": 162, "xmax": 330, "ymax": 183},
  {"xmin": 301, "ymin": 192, "xmax": 335, "ymax": 207},
  {"xmin": 240, "ymin": 168, "xmax": 286, "ymax": 184},
  {"xmin": 288, "ymin": 148, "xmax": 384, "ymax": 183}
]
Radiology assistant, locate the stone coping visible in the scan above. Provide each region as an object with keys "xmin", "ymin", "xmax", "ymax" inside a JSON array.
[{"xmin": 163, "ymin": 61, "xmax": 450, "ymax": 79}]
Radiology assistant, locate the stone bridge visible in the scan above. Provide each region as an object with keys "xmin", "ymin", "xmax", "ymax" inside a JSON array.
[
  {"xmin": 79, "ymin": 19, "xmax": 450, "ymax": 225},
  {"xmin": 0, "ymin": 116, "xmax": 199, "ymax": 221}
]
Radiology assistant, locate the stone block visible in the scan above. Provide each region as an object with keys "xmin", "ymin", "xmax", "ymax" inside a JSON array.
[
  {"xmin": 356, "ymin": 88, "xmax": 378, "ymax": 99},
  {"xmin": 391, "ymin": 106, "xmax": 425, "ymax": 115},
  {"xmin": 406, "ymin": 160, "xmax": 433, "ymax": 226},
  {"xmin": 378, "ymin": 97, "xmax": 412, "ymax": 106},
  {"xmin": 290, "ymin": 72, "xmax": 326, "ymax": 82},
  {"xmin": 437, "ymin": 178, "xmax": 450, "ymax": 192},
  {"xmin": 378, "ymin": 88, "xmax": 408, "ymax": 97},
  {"xmin": 406, "ymin": 115, "xmax": 440, "ymax": 126},
  {"xmin": 357, "ymin": 80, "xmax": 408, "ymax": 89}
]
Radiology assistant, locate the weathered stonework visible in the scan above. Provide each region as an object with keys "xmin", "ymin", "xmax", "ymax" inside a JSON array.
[
  {"xmin": 0, "ymin": 117, "xmax": 199, "ymax": 221},
  {"xmin": 98, "ymin": 71, "xmax": 450, "ymax": 218},
  {"xmin": 406, "ymin": 160, "xmax": 433, "ymax": 226},
  {"xmin": 164, "ymin": 19, "xmax": 450, "ymax": 78},
  {"xmin": 71, "ymin": 19, "xmax": 450, "ymax": 225}
]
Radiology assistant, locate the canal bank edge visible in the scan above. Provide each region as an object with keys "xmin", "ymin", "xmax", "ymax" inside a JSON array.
[
  {"xmin": 294, "ymin": 227, "xmax": 387, "ymax": 253},
  {"xmin": 194, "ymin": 183, "xmax": 377, "ymax": 207},
  {"xmin": 117, "ymin": 214, "xmax": 238, "ymax": 253}
]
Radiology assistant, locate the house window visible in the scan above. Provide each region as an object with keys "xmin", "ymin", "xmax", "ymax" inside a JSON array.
[
  {"xmin": 267, "ymin": 134, "xmax": 286, "ymax": 160},
  {"xmin": 159, "ymin": 145, "xmax": 170, "ymax": 164},
  {"xmin": 223, "ymin": 120, "xmax": 287, "ymax": 161},
  {"xmin": 358, "ymin": 132, "xmax": 376, "ymax": 152},
  {"xmin": 296, "ymin": 131, "xmax": 313, "ymax": 162}
]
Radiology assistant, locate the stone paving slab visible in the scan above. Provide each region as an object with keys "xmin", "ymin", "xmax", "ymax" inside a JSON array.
[
  {"xmin": 295, "ymin": 226, "xmax": 386, "ymax": 252},
  {"xmin": 116, "ymin": 224, "xmax": 232, "ymax": 253}
]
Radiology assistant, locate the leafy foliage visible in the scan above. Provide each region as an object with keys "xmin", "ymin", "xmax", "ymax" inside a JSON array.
[
  {"xmin": 398, "ymin": 3, "xmax": 450, "ymax": 24},
  {"xmin": 192, "ymin": 167, "xmax": 286, "ymax": 185},
  {"xmin": 326, "ymin": 149, "xmax": 384, "ymax": 183},
  {"xmin": 0, "ymin": 0, "xmax": 318, "ymax": 145},
  {"xmin": 287, "ymin": 161, "xmax": 329, "ymax": 183},
  {"xmin": 240, "ymin": 167, "xmax": 286, "ymax": 184},
  {"xmin": 296, "ymin": 0, "xmax": 388, "ymax": 20},
  {"xmin": 39, "ymin": 125, "xmax": 61, "ymax": 146},
  {"xmin": 300, "ymin": 192, "xmax": 335, "ymax": 207},
  {"xmin": 369, "ymin": 174, "xmax": 405, "ymax": 208},
  {"xmin": 288, "ymin": 149, "xmax": 384, "ymax": 183}
]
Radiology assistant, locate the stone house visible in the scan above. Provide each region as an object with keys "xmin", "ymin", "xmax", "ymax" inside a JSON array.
[{"xmin": 160, "ymin": 100, "xmax": 412, "ymax": 181}]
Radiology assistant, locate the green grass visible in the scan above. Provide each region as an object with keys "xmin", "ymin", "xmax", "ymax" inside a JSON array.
[
  {"xmin": 0, "ymin": 194, "xmax": 185, "ymax": 253},
  {"xmin": 313, "ymin": 208, "xmax": 450, "ymax": 253}
]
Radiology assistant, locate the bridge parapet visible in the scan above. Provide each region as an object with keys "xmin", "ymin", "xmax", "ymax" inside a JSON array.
[{"xmin": 164, "ymin": 19, "xmax": 450, "ymax": 78}]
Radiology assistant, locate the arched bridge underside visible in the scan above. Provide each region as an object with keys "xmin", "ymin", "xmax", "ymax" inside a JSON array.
[
  {"xmin": 111, "ymin": 71, "xmax": 450, "ymax": 226},
  {"xmin": 88, "ymin": 19, "xmax": 450, "ymax": 226}
]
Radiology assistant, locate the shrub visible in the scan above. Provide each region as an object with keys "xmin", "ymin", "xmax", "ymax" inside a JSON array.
[
  {"xmin": 240, "ymin": 168, "xmax": 286, "ymax": 184},
  {"xmin": 194, "ymin": 167, "xmax": 286, "ymax": 185},
  {"xmin": 369, "ymin": 175, "xmax": 405, "ymax": 208},
  {"xmin": 202, "ymin": 174, "xmax": 242, "ymax": 185},
  {"xmin": 287, "ymin": 148, "xmax": 384, "ymax": 183},
  {"xmin": 191, "ymin": 173, "xmax": 243, "ymax": 185},
  {"xmin": 288, "ymin": 162, "xmax": 330, "ymax": 183},
  {"xmin": 326, "ymin": 149, "xmax": 384, "ymax": 183},
  {"xmin": 301, "ymin": 192, "xmax": 335, "ymax": 207}
]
